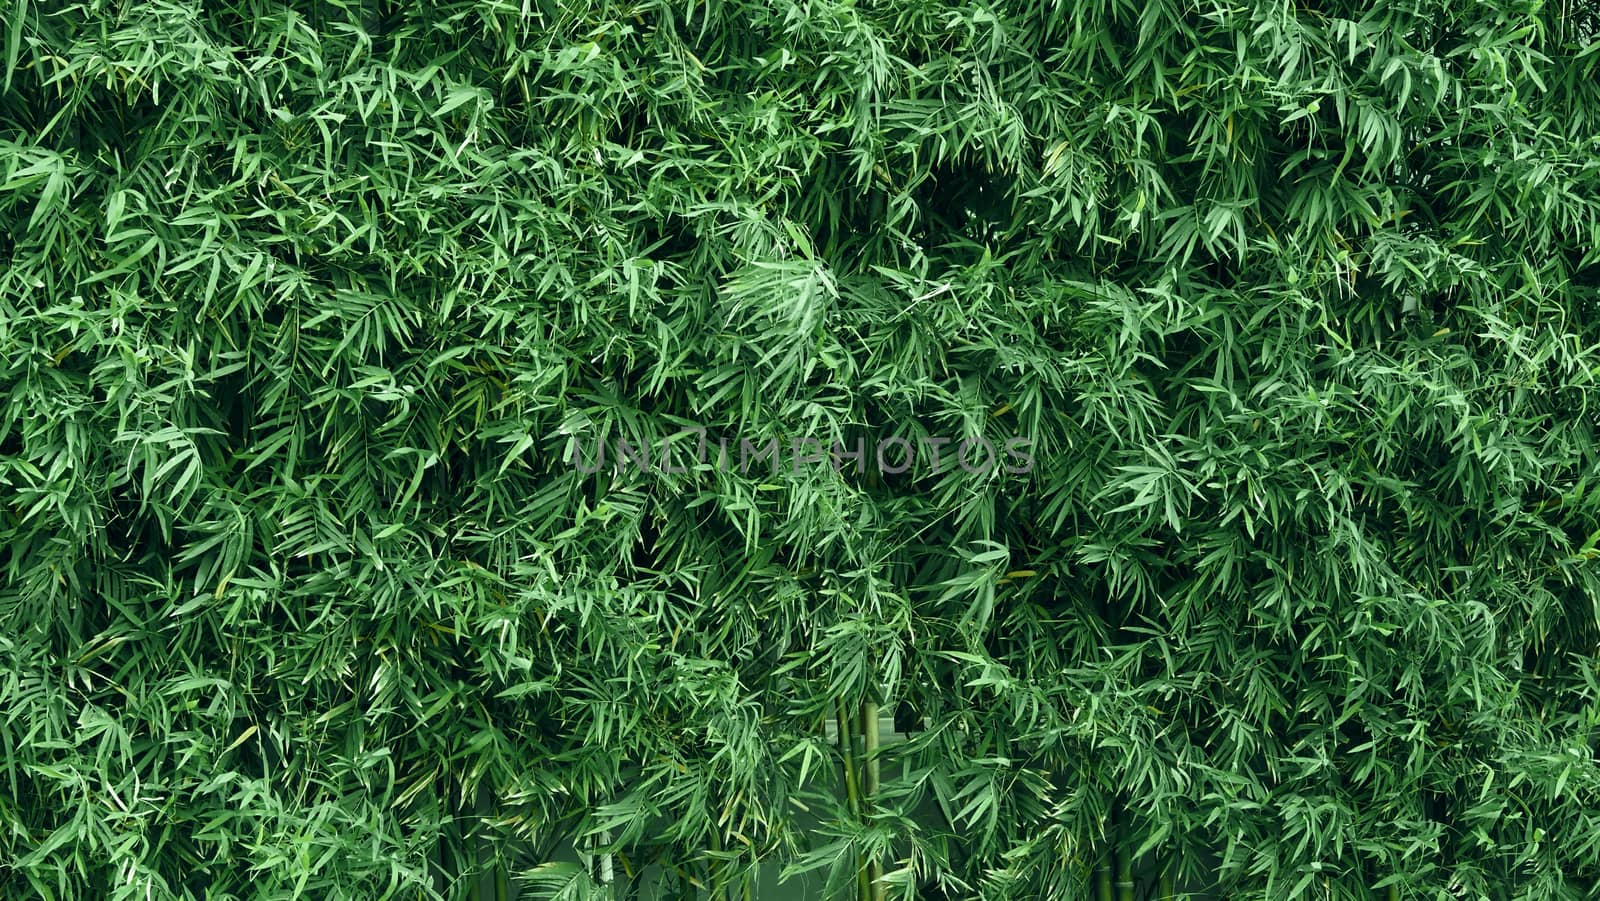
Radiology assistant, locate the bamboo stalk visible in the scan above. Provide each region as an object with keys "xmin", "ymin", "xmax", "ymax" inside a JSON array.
[
  {"xmin": 1158, "ymin": 869, "xmax": 1174, "ymax": 901},
  {"xmin": 1095, "ymin": 799, "xmax": 1115, "ymax": 901},
  {"xmin": 1114, "ymin": 800, "xmax": 1135, "ymax": 901},
  {"xmin": 836, "ymin": 701, "xmax": 870, "ymax": 901},
  {"xmin": 1114, "ymin": 835, "xmax": 1134, "ymax": 901},
  {"xmin": 1388, "ymin": 886, "xmax": 1399, "ymax": 901},
  {"xmin": 859, "ymin": 699, "xmax": 880, "ymax": 800},
  {"xmin": 597, "ymin": 829, "xmax": 613, "ymax": 887},
  {"xmin": 1095, "ymin": 852, "xmax": 1114, "ymax": 901},
  {"xmin": 836, "ymin": 702, "xmax": 862, "ymax": 810},
  {"xmin": 860, "ymin": 698, "xmax": 884, "ymax": 901}
]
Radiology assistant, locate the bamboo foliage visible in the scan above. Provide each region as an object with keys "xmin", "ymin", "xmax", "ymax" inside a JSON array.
[{"xmin": 2, "ymin": 0, "xmax": 1600, "ymax": 899}]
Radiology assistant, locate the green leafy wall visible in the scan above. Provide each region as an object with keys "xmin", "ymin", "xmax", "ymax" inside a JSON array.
[{"xmin": 2, "ymin": 0, "xmax": 1599, "ymax": 899}]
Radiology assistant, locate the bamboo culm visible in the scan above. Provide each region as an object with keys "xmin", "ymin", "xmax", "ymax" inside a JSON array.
[
  {"xmin": 836, "ymin": 702, "xmax": 870, "ymax": 901},
  {"xmin": 860, "ymin": 698, "xmax": 884, "ymax": 901},
  {"xmin": 1114, "ymin": 830, "xmax": 1134, "ymax": 901}
]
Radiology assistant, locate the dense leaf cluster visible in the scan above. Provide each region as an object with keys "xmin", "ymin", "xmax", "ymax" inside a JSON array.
[{"xmin": 2, "ymin": 0, "xmax": 1599, "ymax": 898}]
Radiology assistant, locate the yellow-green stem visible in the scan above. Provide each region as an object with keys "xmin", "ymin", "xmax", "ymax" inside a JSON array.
[
  {"xmin": 1115, "ymin": 837, "xmax": 1134, "ymax": 901},
  {"xmin": 860, "ymin": 698, "xmax": 884, "ymax": 901},
  {"xmin": 1114, "ymin": 802, "xmax": 1134, "ymax": 901},
  {"xmin": 1096, "ymin": 800, "xmax": 1115, "ymax": 901},
  {"xmin": 836, "ymin": 701, "xmax": 869, "ymax": 901}
]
